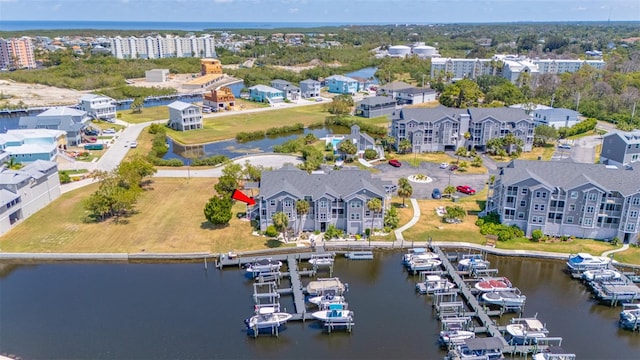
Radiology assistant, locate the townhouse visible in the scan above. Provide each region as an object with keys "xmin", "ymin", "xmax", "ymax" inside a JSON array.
[
  {"xmin": 256, "ymin": 166, "xmax": 393, "ymax": 235},
  {"xmin": 78, "ymin": 94, "xmax": 117, "ymax": 120},
  {"xmin": 600, "ymin": 130, "xmax": 640, "ymax": 167}
]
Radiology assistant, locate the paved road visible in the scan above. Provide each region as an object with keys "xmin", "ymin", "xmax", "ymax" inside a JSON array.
[
  {"xmin": 154, "ymin": 154, "xmax": 303, "ymax": 178},
  {"xmin": 550, "ymin": 134, "xmax": 602, "ymax": 164}
]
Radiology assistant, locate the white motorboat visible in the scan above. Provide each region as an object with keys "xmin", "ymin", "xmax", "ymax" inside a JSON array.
[
  {"xmin": 307, "ymin": 289, "xmax": 345, "ymax": 307},
  {"xmin": 451, "ymin": 337, "xmax": 504, "ymax": 360},
  {"xmin": 245, "ymin": 258, "xmax": 282, "ymax": 274},
  {"xmin": 311, "ymin": 303, "xmax": 354, "ymax": 322},
  {"xmin": 582, "ymin": 269, "xmax": 621, "ymax": 282},
  {"xmin": 457, "ymin": 257, "xmax": 490, "ymax": 272},
  {"xmin": 306, "ymin": 278, "xmax": 346, "ymax": 296},
  {"xmin": 439, "ymin": 329, "xmax": 476, "ymax": 347},
  {"xmin": 532, "ymin": 346, "xmax": 576, "ymax": 360},
  {"xmin": 416, "ymin": 275, "xmax": 455, "ymax": 294},
  {"xmin": 408, "ymin": 258, "xmax": 442, "ymax": 271},
  {"xmin": 619, "ymin": 303, "xmax": 640, "ymax": 330},
  {"xmin": 505, "ymin": 318, "xmax": 548, "ymax": 345},
  {"xmin": 566, "ymin": 253, "xmax": 610, "ymax": 272},
  {"xmin": 481, "ymin": 290, "xmax": 526, "ymax": 307},
  {"xmin": 308, "ymin": 254, "xmax": 335, "ymax": 267},
  {"xmin": 474, "ymin": 277, "xmax": 513, "ymax": 292},
  {"xmin": 403, "ymin": 247, "xmax": 439, "ymax": 265},
  {"xmin": 344, "ymin": 251, "xmax": 374, "ymax": 260},
  {"xmin": 244, "ymin": 307, "xmax": 292, "ymax": 330}
]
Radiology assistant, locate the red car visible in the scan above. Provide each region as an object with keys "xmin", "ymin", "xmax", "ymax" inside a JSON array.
[
  {"xmin": 388, "ymin": 159, "xmax": 401, "ymax": 167},
  {"xmin": 456, "ymin": 185, "xmax": 476, "ymax": 195}
]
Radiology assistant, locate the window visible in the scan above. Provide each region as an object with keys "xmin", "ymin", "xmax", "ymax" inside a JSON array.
[
  {"xmin": 587, "ymin": 206, "xmax": 594, "ymax": 213},
  {"xmin": 535, "ymin": 191, "xmax": 541, "ymax": 198},
  {"xmin": 631, "ymin": 210, "xmax": 638, "ymax": 218},
  {"xmin": 520, "ymin": 200, "xmax": 527, "ymax": 207},
  {"xmin": 521, "ymin": 188, "xmax": 528, "ymax": 195},
  {"xmin": 284, "ymin": 199, "xmax": 292, "ymax": 207},
  {"xmin": 365, "ymin": 211, "xmax": 371, "ymax": 217},
  {"xmin": 540, "ymin": 204, "xmax": 546, "ymax": 211},
  {"xmin": 350, "ymin": 213, "xmax": 361, "ymax": 220},
  {"xmin": 583, "ymin": 218, "xmax": 592, "ymax": 226},
  {"xmin": 570, "ymin": 191, "xmax": 578, "ymax": 199},
  {"xmin": 319, "ymin": 200, "xmax": 327, "ymax": 208},
  {"xmin": 633, "ymin": 197, "xmax": 640, "ymax": 205},
  {"xmin": 588, "ymin": 193, "xmax": 597, "ymax": 201},
  {"xmin": 542, "ymin": 192, "xmax": 547, "ymax": 199},
  {"xmin": 569, "ymin": 204, "xmax": 576, "ymax": 211},
  {"xmin": 567, "ymin": 216, "xmax": 574, "ymax": 224},
  {"xmin": 269, "ymin": 200, "xmax": 276, "ymax": 206},
  {"xmin": 319, "ymin": 213, "xmax": 327, "ymax": 220},
  {"xmin": 350, "ymin": 201, "xmax": 361, "ymax": 208},
  {"xmin": 626, "ymin": 223, "xmax": 635, "ymax": 231},
  {"xmin": 518, "ymin": 212, "xmax": 525, "ymax": 219},
  {"xmin": 534, "ymin": 204, "xmax": 539, "ymax": 211}
]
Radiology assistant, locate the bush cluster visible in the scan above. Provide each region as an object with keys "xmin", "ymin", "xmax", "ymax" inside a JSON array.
[
  {"xmin": 558, "ymin": 118, "xmax": 597, "ymax": 138},
  {"xmin": 324, "ymin": 116, "xmax": 387, "ymax": 138},
  {"xmin": 191, "ymin": 155, "xmax": 228, "ymax": 166},
  {"xmin": 475, "ymin": 213, "xmax": 524, "ymax": 242},
  {"xmin": 265, "ymin": 123, "xmax": 304, "ymax": 136}
]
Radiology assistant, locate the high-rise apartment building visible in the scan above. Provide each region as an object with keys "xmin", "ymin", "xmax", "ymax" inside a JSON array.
[
  {"xmin": 109, "ymin": 35, "xmax": 216, "ymax": 59},
  {"xmin": 0, "ymin": 37, "xmax": 37, "ymax": 69}
]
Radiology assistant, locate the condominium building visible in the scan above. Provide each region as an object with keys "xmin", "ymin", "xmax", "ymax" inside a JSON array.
[
  {"xmin": 486, "ymin": 160, "xmax": 640, "ymax": 244},
  {"xmin": 600, "ymin": 130, "xmax": 640, "ymax": 167},
  {"xmin": 430, "ymin": 55, "xmax": 606, "ymax": 83},
  {"xmin": 109, "ymin": 35, "xmax": 216, "ymax": 59},
  {"xmin": 390, "ymin": 106, "xmax": 534, "ymax": 153},
  {"xmin": 0, "ymin": 37, "xmax": 37, "ymax": 69}
]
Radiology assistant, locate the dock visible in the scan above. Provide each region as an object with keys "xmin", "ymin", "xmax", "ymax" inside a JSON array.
[{"xmin": 286, "ymin": 255, "xmax": 311, "ymax": 321}]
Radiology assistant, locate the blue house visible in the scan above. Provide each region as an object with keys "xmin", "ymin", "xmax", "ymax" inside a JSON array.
[
  {"xmin": 0, "ymin": 129, "xmax": 66, "ymax": 163},
  {"xmin": 326, "ymin": 75, "xmax": 359, "ymax": 95},
  {"xmin": 248, "ymin": 85, "xmax": 285, "ymax": 104}
]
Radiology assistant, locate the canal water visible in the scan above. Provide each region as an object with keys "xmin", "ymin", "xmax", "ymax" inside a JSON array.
[
  {"xmin": 345, "ymin": 67, "xmax": 379, "ymax": 84},
  {"xmin": 0, "ymin": 252, "xmax": 638, "ymax": 359}
]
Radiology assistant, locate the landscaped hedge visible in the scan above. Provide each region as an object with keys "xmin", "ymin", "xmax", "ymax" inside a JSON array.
[
  {"xmin": 191, "ymin": 155, "xmax": 228, "ymax": 166},
  {"xmin": 265, "ymin": 123, "xmax": 304, "ymax": 136},
  {"xmin": 236, "ymin": 131, "xmax": 266, "ymax": 142},
  {"xmin": 324, "ymin": 116, "xmax": 387, "ymax": 138}
]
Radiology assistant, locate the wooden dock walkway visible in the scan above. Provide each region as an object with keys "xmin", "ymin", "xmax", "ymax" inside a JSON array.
[
  {"xmin": 433, "ymin": 246, "xmax": 509, "ymax": 348},
  {"xmin": 287, "ymin": 255, "xmax": 308, "ymax": 320}
]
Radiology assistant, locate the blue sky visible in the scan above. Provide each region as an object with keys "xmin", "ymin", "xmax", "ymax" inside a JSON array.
[{"xmin": 1, "ymin": 0, "xmax": 639, "ymax": 23}]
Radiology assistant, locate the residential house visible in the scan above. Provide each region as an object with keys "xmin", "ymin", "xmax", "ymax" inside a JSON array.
[
  {"xmin": 486, "ymin": 160, "xmax": 640, "ymax": 244},
  {"xmin": 356, "ymin": 96, "xmax": 397, "ymax": 118},
  {"xmin": 395, "ymin": 87, "xmax": 437, "ymax": 105},
  {"xmin": 203, "ymin": 87, "xmax": 235, "ymax": 110},
  {"xmin": 0, "ymin": 129, "xmax": 66, "ymax": 163},
  {"xmin": 78, "ymin": 94, "xmax": 117, "ymax": 120},
  {"xmin": 326, "ymin": 75, "xmax": 359, "ymax": 95},
  {"xmin": 18, "ymin": 107, "xmax": 90, "ymax": 146},
  {"xmin": 248, "ymin": 85, "xmax": 285, "ymax": 104},
  {"xmin": 0, "ymin": 160, "xmax": 61, "ymax": 235},
  {"xmin": 600, "ymin": 131, "xmax": 640, "ymax": 167},
  {"xmin": 390, "ymin": 106, "xmax": 534, "ymax": 153},
  {"xmin": 376, "ymin": 81, "xmax": 413, "ymax": 99},
  {"xmin": 256, "ymin": 165, "xmax": 393, "ymax": 235},
  {"xmin": 270, "ymin": 79, "xmax": 301, "ymax": 101},
  {"xmin": 351, "ymin": 77, "xmax": 374, "ymax": 92},
  {"xmin": 531, "ymin": 108, "xmax": 581, "ymax": 128},
  {"xmin": 167, "ymin": 101, "xmax": 203, "ymax": 131},
  {"xmin": 300, "ymin": 79, "xmax": 321, "ymax": 98},
  {"xmin": 467, "ymin": 108, "xmax": 535, "ymax": 152}
]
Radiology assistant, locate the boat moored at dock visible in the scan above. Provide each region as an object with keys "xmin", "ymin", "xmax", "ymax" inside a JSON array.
[
  {"xmin": 481, "ymin": 289, "xmax": 526, "ymax": 307},
  {"xmin": 305, "ymin": 277, "xmax": 346, "ymax": 296},
  {"xmin": 403, "ymin": 247, "xmax": 439, "ymax": 265},
  {"xmin": 344, "ymin": 251, "xmax": 374, "ymax": 260},
  {"xmin": 311, "ymin": 302, "xmax": 354, "ymax": 322},
  {"xmin": 308, "ymin": 254, "xmax": 335, "ymax": 267},
  {"xmin": 581, "ymin": 269, "xmax": 622, "ymax": 282},
  {"xmin": 408, "ymin": 258, "xmax": 442, "ymax": 272},
  {"xmin": 566, "ymin": 253, "xmax": 610, "ymax": 272},
  {"xmin": 416, "ymin": 275, "xmax": 455, "ymax": 294},
  {"xmin": 457, "ymin": 257, "xmax": 490, "ymax": 272},
  {"xmin": 448, "ymin": 337, "xmax": 504, "ymax": 360},
  {"xmin": 307, "ymin": 289, "xmax": 345, "ymax": 307},
  {"xmin": 244, "ymin": 307, "xmax": 293, "ymax": 330},
  {"xmin": 474, "ymin": 277, "xmax": 513, "ymax": 292},
  {"xmin": 505, "ymin": 318, "xmax": 548, "ymax": 345},
  {"xmin": 245, "ymin": 258, "xmax": 283, "ymax": 275},
  {"xmin": 619, "ymin": 303, "xmax": 640, "ymax": 330},
  {"xmin": 532, "ymin": 346, "xmax": 576, "ymax": 360}
]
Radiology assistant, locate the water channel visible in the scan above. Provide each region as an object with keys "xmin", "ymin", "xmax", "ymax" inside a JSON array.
[{"xmin": 1, "ymin": 252, "xmax": 638, "ymax": 359}]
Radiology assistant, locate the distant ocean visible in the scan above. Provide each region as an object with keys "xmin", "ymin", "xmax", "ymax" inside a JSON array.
[{"xmin": 0, "ymin": 21, "xmax": 380, "ymax": 32}]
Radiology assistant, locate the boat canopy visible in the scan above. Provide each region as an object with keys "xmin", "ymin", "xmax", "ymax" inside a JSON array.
[
  {"xmin": 464, "ymin": 337, "xmax": 504, "ymax": 351},
  {"xmin": 328, "ymin": 303, "xmax": 344, "ymax": 311},
  {"xmin": 258, "ymin": 307, "xmax": 275, "ymax": 315},
  {"xmin": 524, "ymin": 319, "xmax": 544, "ymax": 331}
]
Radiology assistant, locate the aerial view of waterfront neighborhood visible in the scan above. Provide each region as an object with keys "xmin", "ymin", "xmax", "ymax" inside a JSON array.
[{"xmin": 1, "ymin": 0, "xmax": 640, "ymax": 359}]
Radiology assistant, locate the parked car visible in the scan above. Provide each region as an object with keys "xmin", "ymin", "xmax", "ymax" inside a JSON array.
[
  {"xmin": 102, "ymin": 128, "xmax": 116, "ymax": 134},
  {"xmin": 456, "ymin": 185, "xmax": 476, "ymax": 195},
  {"xmin": 558, "ymin": 143, "xmax": 571, "ymax": 150},
  {"xmin": 449, "ymin": 165, "xmax": 459, "ymax": 171},
  {"xmin": 439, "ymin": 162, "xmax": 449, "ymax": 169},
  {"xmin": 388, "ymin": 159, "xmax": 401, "ymax": 167},
  {"xmin": 129, "ymin": 141, "xmax": 138, "ymax": 148},
  {"xmin": 84, "ymin": 129, "xmax": 99, "ymax": 136},
  {"xmin": 431, "ymin": 188, "xmax": 442, "ymax": 199}
]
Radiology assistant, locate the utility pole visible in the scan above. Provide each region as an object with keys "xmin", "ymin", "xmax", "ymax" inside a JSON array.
[
  {"xmin": 422, "ymin": 74, "xmax": 425, "ymax": 88},
  {"xmin": 575, "ymin": 92, "xmax": 581, "ymax": 111},
  {"xmin": 632, "ymin": 101, "xmax": 637, "ymax": 122}
]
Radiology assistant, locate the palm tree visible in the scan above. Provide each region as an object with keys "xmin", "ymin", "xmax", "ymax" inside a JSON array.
[
  {"xmin": 295, "ymin": 200, "xmax": 310, "ymax": 237},
  {"xmin": 271, "ymin": 212, "xmax": 289, "ymax": 243},
  {"xmin": 444, "ymin": 185, "xmax": 456, "ymax": 198},
  {"xmin": 4, "ymin": 157, "xmax": 22, "ymax": 170},
  {"xmin": 366, "ymin": 198, "xmax": 382, "ymax": 247},
  {"xmin": 398, "ymin": 139, "xmax": 412, "ymax": 154},
  {"xmin": 397, "ymin": 178, "xmax": 413, "ymax": 207}
]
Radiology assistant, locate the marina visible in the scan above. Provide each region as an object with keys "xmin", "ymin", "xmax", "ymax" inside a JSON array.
[{"xmin": 1, "ymin": 251, "xmax": 640, "ymax": 359}]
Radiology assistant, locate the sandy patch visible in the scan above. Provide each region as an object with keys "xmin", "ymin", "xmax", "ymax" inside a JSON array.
[{"xmin": 0, "ymin": 80, "xmax": 85, "ymax": 107}]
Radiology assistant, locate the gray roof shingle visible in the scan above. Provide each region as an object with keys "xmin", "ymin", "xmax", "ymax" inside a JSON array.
[{"xmin": 467, "ymin": 108, "xmax": 531, "ymax": 122}]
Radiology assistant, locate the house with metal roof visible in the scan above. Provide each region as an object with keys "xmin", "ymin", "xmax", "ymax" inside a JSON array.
[
  {"xmin": 18, "ymin": 107, "xmax": 90, "ymax": 146},
  {"xmin": 600, "ymin": 130, "xmax": 640, "ymax": 167},
  {"xmin": 375, "ymin": 81, "xmax": 413, "ymax": 99},
  {"xmin": 486, "ymin": 160, "xmax": 640, "ymax": 244},
  {"xmin": 0, "ymin": 160, "xmax": 60, "ymax": 235},
  {"xmin": 248, "ymin": 85, "xmax": 285, "ymax": 104},
  {"xmin": 256, "ymin": 165, "xmax": 393, "ymax": 235},
  {"xmin": 0, "ymin": 129, "xmax": 66, "ymax": 163},
  {"xmin": 78, "ymin": 94, "xmax": 117, "ymax": 120},
  {"xmin": 531, "ymin": 108, "xmax": 581, "ymax": 128},
  {"xmin": 326, "ymin": 75, "xmax": 359, "ymax": 95},
  {"xmin": 355, "ymin": 96, "xmax": 397, "ymax": 118},
  {"xmin": 299, "ymin": 79, "xmax": 321, "ymax": 98},
  {"xmin": 168, "ymin": 101, "xmax": 202, "ymax": 131},
  {"xmin": 395, "ymin": 87, "xmax": 437, "ymax": 105}
]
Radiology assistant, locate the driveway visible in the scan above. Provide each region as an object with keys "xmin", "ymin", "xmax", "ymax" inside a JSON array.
[
  {"xmin": 551, "ymin": 134, "xmax": 602, "ymax": 164},
  {"xmin": 373, "ymin": 160, "xmax": 489, "ymax": 199}
]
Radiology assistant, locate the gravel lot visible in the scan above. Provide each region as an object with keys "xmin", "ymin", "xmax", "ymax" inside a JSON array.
[{"xmin": 0, "ymin": 79, "xmax": 84, "ymax": 107}]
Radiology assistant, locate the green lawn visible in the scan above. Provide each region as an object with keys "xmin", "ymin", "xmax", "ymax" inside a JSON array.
[{"xmin": 119, "ymin": 106, "xmax": 169, "ymax": 124}]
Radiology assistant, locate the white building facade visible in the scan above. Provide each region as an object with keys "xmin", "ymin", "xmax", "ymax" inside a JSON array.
[{"xmin": 109, "ymin": 35, "xmax": 216, "ymax": 59}]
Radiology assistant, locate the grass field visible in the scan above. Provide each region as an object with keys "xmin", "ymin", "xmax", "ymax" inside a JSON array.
[
  {"xmin": 390, "ymin": 152, "xmax": 488, "ymax": 175},
  {"xmin": 0, "ymin": 178, "xmax": 267, "ymax": 253},
  {"xmin": 119, "ymin": 106, "xmax": 169, "ymax": 124}
]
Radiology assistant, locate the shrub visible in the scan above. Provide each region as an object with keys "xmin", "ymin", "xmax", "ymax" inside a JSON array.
[
  {"xmin": 611, "ymin": 237, "xmax": 620, "ymax": 246},
  {"xmin": 265, "ymin": 225, "xmax": 279, "ymax": 237},
  {"xmin": 59, "ymin": 171, "xmax": 71, "ymax": 184},
  {"xmin": 531, "ymin": 229, "xmax": 544, "ymax": 242},
  {"xmin": 236, "ymin": 131, "xmax": 265, "ymax": 142},
  {"xmin": 364, "ymin": 148, "xmax": 378, "ymax": 160},
  {"xmin": 191, "ymin": 155, "xmax": 228, "ymax": 166}
]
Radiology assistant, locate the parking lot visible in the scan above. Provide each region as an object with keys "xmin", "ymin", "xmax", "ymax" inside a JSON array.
[{"xmin": 373, "ymin": 160, "xmax": 490, "ymax": 200}]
